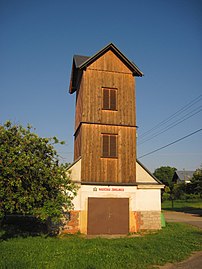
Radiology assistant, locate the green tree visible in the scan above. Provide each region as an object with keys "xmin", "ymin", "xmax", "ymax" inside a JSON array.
[
  {"xmin": 154, "ymin": 166, "xmax": 176, "ymax": 187},
  {"xmin": 189, "ymin": 166, "xmax": 202, "ymax": 197},
  {"xmin": 154, "ymin": 166, "xmax": 178, "ymax": 208},
  {"xmin": 171, "ymin": 183, "xmax": 186, "ymax": 199},
  {"xmin": 0, "ymin": 121, "xmax": 77, "ymax": 222},
  {"xmin": 162, "ymin": 186, "xmax": 171, "ymax": 201}
]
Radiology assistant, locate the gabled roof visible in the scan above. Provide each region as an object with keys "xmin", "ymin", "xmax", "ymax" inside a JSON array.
[
  {"xmin": 173, "ymin": 171, "xmax": 194, "ymax": 182},
  {"xmin": 69, "ymin": 43, "xmax": 143, "ymax": 94}
]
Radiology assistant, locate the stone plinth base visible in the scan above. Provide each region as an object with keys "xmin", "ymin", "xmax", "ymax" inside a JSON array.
[
  {"xmin": 60, "ymin": 210, "xmax": 80, "ymax": 234},
  {"xmin": 136, "ymin": 211, "xmax": 161, "ymax": 230}
]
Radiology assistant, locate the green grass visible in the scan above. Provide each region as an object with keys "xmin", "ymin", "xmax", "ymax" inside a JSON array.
[
  {"xmin": 0, "ymin": 223, "xmax": 202, "ymax": 269},
  {"xmin": 162, "ymin": 199, "xmax": 202, "ymax": 213}
]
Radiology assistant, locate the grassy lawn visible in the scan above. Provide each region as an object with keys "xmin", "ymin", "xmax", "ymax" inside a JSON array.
[
  {"xmin": 0, "ymin": 223, "xmax": 202, "ymax": 269},
  {"xmin": 162, "ymin": 199, "xmax": 202, "ymax": 213}
]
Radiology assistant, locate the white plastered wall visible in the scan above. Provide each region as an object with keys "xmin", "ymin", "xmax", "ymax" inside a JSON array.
[
  {"xmin": 72, "ymin": 184, "xmax": 162, "ymax": 233},
  {"xmin": 73, "ymin": 185, "xmax": 137, "ymax": 211},
  {"xmin": 136, "ymin": 161, "xmax": 157, "ymax": 183},
  {"xmin": 67, "ymin": 159, "xmax": 163, "ymax": 232},
  {"xmin": 67, "ymin": 158, "xmax": 81, "ymax": 182},
  {"xmin": 68, "ymin": 159, "xmax": 163, "ymax": 212},
  {"xmin": 135, "ymin": 189, "xmax": 161, "ymax": 211},
  {"xmin": 72, "ymin": 185, "xmax": 162, "ymax": 211}
]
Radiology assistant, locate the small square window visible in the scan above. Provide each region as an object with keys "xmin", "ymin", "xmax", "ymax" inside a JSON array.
[
  {"xmin": 102, "ymin": 88, "xmax": 117, "ymax": 111},
  {"xmin": 102, "ymin": 134, "xmax": 117, "ymax": 158}
]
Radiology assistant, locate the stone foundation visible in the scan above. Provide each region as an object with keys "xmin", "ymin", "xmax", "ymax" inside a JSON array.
[
  {"xmin": 61, "ymin": 210, "xmax": 161, "ymax": 234},
  {"xmin": 137, "ymin": 211, "xmax": 161, "ymax": 230},
  {"xmin": 61, "ymin": 210, "xmax": 80, "ymax": 234}
]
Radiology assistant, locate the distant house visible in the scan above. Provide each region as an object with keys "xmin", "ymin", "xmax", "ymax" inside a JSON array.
[{"xmin": 173, "ymin": 171, "xmax": 194, "ymax": 184}]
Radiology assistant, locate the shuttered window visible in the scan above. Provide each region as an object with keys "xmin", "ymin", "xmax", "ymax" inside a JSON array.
[
  {"xmin": 102, "ymin": 134, "xmax": 117, "ymax": 158},
  {"xmin": 102, "ymin": 88, "xmax": 117, "ymax": 110}
]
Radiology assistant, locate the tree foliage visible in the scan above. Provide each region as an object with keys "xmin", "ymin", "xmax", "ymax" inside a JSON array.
[
  {"xmin": 0, "ymin": 121, "xmax": 77, "ymax": 222},
  {"xmin": 160, "ymin": 165, "xmax": 202, "ymax": 206},
  {"xmin": 187, "ymin": 166, "xmax": 202, "ymax": 197},
  {"xmin": 153, "ymin": 166, "xmax": 177, "ymax": 187}
]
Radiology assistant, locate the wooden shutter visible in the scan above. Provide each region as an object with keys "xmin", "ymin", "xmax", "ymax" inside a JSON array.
[
  {"xmin": 103, "ymin": 89, "xmax": 109, "ymax": 110},
  {"xmin": 102, "ymin": 135, "xmax": 109, "ymax": 157},
  {"xmin": 110, "ymin": 135, "xmax": 117, "ymax": 157},
  {"xmin": 102, "ymin": 134, "xmax": 117, "ymax": 158},
  {"xmin": 110, "ymin": 89, "xmax": 116, "ymax": 110},
  {"xmin": 102, "ymin": 88, "xmax": 117, "ymax": 110}
]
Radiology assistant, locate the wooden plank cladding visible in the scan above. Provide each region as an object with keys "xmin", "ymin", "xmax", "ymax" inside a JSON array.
[
  {"xmin": 88, "ymin": 50, "xmax": 133, "ymax": 74},
  {"xmin": 74, "ymin": 127, "xmax": 82, "ymax": 160},
  {"xmin": 70, "ymin": 44, "xmax": 141, "ymax": 184},
  {"xmin": 73, "ymin": 52, "xmax": 136, "ymax": 133},
  {"xmin": 75, "ymin": 76, "xmax": 84, "ymax": 132},
  {"xmin": 75, "ymin": 69, "xmax": 136, "ymax": 128},
  {"xmin": 81, "ymin": 123, "xmax": 136, "ymax": 183}
]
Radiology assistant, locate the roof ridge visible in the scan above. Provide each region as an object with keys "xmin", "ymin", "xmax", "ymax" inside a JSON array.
[
  {"xmin": 78, "ymin": 43, "xmax": 143, "ymax": 76},
  {"xmin": 69, "ymin": 43, "xmax": 143, "ymax": 94}
]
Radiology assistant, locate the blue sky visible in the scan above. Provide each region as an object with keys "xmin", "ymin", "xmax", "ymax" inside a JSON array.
[{"xmin": 1, "ymin": 0, "xmax": 202, "ymax": 172}]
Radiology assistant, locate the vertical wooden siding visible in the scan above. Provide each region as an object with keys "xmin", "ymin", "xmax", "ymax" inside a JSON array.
[
  {"xmin": 75, "ymin": 76, "xmax": 84, "ymax": 132},
  {"xmin": 81, "ymin": 124, "xmax": 136, "ymax": 183},
  {"xmin": 81, "ymin": 69, "xmax": 136, "ymax": 127},
  {"xmin": 88, "ymin": 50, "xmax": 133, "ymax": 74},
  {"xmin": 73, "ymin": 49, "xmax": 137, "ymax": 183},
  {"xmin": 74, "ymin": 127, "xmax": 82, "ymax": 161}
]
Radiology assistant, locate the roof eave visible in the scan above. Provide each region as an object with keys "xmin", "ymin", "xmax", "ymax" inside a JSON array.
[
  {"xmin": 69, "ymin": 58, "xmax": 82, "ymax": 94},
  {"xmin": 69, "ymin": 87, "xmax": 77, "ymax": 94}
]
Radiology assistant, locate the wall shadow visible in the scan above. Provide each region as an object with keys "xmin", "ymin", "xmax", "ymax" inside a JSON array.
[
  {"xmin": 163, "ymin": 207, "xmax": 202, "ymax": 216},
  {"xmin": 0, "ymin": 215, "xmax": 49, "ymax": 240}
]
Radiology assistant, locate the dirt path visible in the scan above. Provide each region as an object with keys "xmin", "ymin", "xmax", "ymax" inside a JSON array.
[{"xmin": 164, "ymin": 210, "xmax": 202, "ymax": 229}]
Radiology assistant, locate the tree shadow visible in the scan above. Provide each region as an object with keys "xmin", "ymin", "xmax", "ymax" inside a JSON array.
[
  {"xmin": 0, "ymin": 215, "xmax": 50, "ymax": 240},
  {"xmin": 163, "ymin": 207, "xmax": 202, "ymax": 216}
]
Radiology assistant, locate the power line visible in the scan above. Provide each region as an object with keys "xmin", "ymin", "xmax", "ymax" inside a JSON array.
[
  {"xmin": 138, "ymin": 106, "xmax": 202, "ymax": 145},
  {"xmin": 138, "ymin": 128, "xmax": 202, "ymax": 159},
  {"xmin": 139, "ymin": 94, "xmax": 202, "ymax": 139}
]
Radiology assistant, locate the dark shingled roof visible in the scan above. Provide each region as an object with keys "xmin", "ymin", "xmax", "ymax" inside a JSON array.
[
  {"xmin": 173, "ymin": 171, "xmax": 194, "ymax": 182},
  {"xmin": 73, "ymin": 55, "xmax": 90, "ymax": 68}
]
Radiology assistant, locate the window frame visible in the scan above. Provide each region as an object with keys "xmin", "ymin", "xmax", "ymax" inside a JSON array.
[
  {"xmin": 102, "ymin": 87, "xmax": 118, "ymax": 111},
  {"xmin": 101, "ymin": 133, "xmax": 118, "ymax": 158}
]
